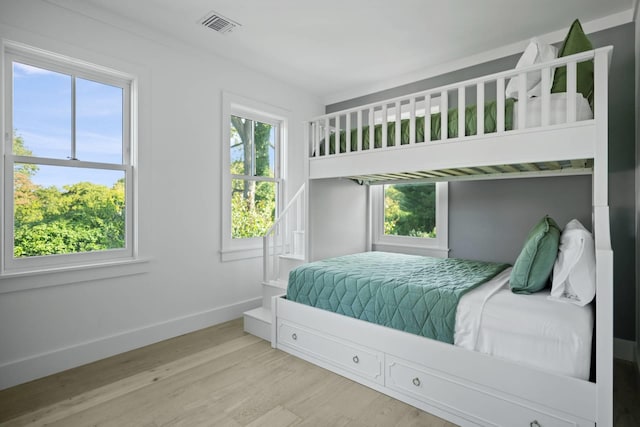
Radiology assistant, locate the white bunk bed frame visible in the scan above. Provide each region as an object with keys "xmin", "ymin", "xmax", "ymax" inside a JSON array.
[{"xmin": 272, "ymin": 47, "xmax": 614, "ymax": 427}]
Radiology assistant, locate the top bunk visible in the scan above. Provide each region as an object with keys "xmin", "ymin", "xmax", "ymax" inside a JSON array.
[{"xmin": 306, "ymin": 45, "xmax": 613, "ymax": 186}]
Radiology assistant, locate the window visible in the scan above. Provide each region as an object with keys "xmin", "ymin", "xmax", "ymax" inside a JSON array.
[
  {"xmin": 372, "ymin": 182, "xmax": 448, "ymax": 256},
  {"xmin": 230, "ymin": 115, "xmax": 278, "ymax": 239},
  {"xmin": 221, "ymin": 93, "xmax": 288, "ymax": 261},
  {"xmin": 2, "ymin": 44, "xmax": 135, "ymax": 274}
]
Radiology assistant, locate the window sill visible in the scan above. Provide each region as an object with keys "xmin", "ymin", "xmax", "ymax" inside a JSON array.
[
  {"xmin": 373, "ymin": 242, "xmax": 450, "ymax": 258},
  {"xmin": 0, "ymin": 258, "xmax": 151, "ymax": 294}
]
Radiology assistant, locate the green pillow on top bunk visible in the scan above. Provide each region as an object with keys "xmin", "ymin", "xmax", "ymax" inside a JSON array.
[
  {"xmin": 510, "ymin": 215, "xmax": 561, "ymax": 294},
  {"xmin": 551, "ymin": 19, "xmax": 595, "ymax": 106},
  {"xmin": 320, "ymin": 98, "xmax": 516, "ymax": 155}
]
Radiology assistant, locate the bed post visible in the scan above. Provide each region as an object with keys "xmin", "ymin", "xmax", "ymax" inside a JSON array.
[
  {"xmin": 304, "ymin": 121, "xmax": 312, "ymax": 262},
  {"xmin": 593, "ymin": 46, "xmax": 613, "ymax": 427},
  {"xmin": 365, "ymin": 185, "xmax": 372, "ymax": 251}
]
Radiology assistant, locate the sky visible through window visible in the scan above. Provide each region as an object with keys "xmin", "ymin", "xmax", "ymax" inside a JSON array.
[{"xmin": 12, "ymin": 62, "xmax": 124, "ymax": 189}]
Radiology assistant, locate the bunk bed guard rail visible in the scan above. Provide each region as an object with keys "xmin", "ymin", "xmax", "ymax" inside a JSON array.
[{"xmin": 307, "ymin": 47, "xmax": 612, "ymax": 183}]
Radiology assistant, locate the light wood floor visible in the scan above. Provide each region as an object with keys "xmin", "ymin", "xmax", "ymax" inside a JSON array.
[{"xmin": 0, "ymin": 319, "xmax": 637, "ymax": 427}]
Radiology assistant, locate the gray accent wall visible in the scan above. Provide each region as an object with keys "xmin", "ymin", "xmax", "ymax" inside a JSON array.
[
  {"xmin": 448, "ymin": 176, "xmax": 592, "ymax": 264},
  {"xmin": 309, "ymin": 179, "xmax": 368, "ymax": 261},
  {"xmin": 326, "ymin": 23, "xmax": 636, "ymax": 341}
]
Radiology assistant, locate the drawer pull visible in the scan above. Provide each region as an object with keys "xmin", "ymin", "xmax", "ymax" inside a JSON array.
[
  {"xmin": 412, "ymin": 377, "xmax": 421, "ymax": 387},
  {"xmin": 352, "ymin": 355, "xmax": 359, "ymax": 364},
  {"xmin": 291, "ymin": 333, "xmax": 297, "ymax": 341},
  {"xmin": 530, "ymin": 422, "xmax": 540, "ymax": 427}
]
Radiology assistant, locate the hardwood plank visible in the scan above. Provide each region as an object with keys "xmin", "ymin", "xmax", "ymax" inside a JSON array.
[
  {"xmin": 342, "ymin": 394, "xmax": 450, "ymax": 427},
  {"xmin": 245, "ymin": 406, "xmax": 301, "ymax": 427},
  {"xmin": 4, "ymin": 334, "xmax": 262, "ymax": 426},
  {"xmin": 51, "ymin": 341, "xmax": 277, "ymax": 427},
  {"xmin": 0, "ymin": 318, "xmax": 245, "ymax": 422},
  {"xmin": 224, "ymin": 353, "xmax": 341, "ymax": 425}
]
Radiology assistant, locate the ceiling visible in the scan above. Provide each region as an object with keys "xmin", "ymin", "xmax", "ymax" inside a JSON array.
[{"xmin": 64, "ymin": 0, "xmax": 635, "ymax": 103}]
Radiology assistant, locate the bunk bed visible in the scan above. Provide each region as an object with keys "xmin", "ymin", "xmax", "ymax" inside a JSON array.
[{"xmin": 271, "ymin": 26, "xmax": 613, "ymax": 426}]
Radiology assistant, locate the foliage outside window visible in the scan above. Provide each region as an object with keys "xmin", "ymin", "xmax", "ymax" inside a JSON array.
[
  {"xmin": 230, "ymin": 116, "xmax": 278, "ymax": 239},
  {"xmin": 384, "ymin": 183, "xmax": 436, "ymax": 238},
  {"xmin": 374, "ymin": 181, "xmax": 448, "ymax": 256},
  {"xmin": 3, "ymin": 47, "xmax": 134, "ymax": 274}
]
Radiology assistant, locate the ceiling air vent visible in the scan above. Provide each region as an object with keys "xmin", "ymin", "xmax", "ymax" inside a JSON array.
[{"xmin": 199, "ymin": 11, "xmax": 241, "ymax": 34}]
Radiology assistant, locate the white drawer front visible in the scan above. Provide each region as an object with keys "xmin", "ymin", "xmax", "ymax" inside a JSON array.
[
  {"xmin": 387, "ymin": 356, "xmax": 585, "ymax": 427},
  {"xmin": 279, "ymin": 320, "xmax": 383, "ymax": 384}
]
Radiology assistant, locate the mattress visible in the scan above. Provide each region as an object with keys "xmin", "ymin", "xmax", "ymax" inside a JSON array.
[
  {"xmin": 455, "ymin": 267, "xmax": 594, "ymax": 380},
  {"xmin": 287, "ymin": 252, "xmax": 509, "ymax": 344}
]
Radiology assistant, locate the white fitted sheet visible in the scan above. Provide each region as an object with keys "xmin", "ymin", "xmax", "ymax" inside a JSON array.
[{"xmin": 455, "ymin": 267, "xmax": 594, "ymax": 380}]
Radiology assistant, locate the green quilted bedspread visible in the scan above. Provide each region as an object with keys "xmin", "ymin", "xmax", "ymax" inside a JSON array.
[
  {"xmin": 318, "ymin": 98, "xmax": 515, "ymax": 155},
  {"xmin": 287, "ymin": 252, "xmax": 510, "ymax": 344}
]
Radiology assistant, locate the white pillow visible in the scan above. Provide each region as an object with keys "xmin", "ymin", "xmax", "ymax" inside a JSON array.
[
  {"xmin": 505, "ymin": 38, "xmax": 558, "ymax": 99},
  {"xmin": 549, "ymin": 219, "xmax": 596, "ymax": 306}
]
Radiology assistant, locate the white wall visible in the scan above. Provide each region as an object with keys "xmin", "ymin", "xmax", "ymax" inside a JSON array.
[
  {"xmin": 0, "ymin": 0, "xmax": 323, "ymax": 389},
  {"xmin": 309, "ymin": 179, "xmax": 368, "ymax": 261}
]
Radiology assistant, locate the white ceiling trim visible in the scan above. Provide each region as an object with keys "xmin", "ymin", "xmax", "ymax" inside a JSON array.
[{"xmin": 323, "ymin": 8, "xmax": 635, "ymax": 106}]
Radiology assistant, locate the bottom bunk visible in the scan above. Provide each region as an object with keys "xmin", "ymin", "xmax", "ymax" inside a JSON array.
[
  {"xmin": 272, "ymin": 245, "xmax": 601, "ymax": 426},
  {"xmin": 285, "ymin": 251, "xmax": 593, "ymax": 380}
]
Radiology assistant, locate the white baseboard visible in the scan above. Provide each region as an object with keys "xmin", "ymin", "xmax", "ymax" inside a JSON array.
[
  {"xmin": 0, "ymin": 297, "xmax": 261, "ymax": 390},
  {"xmin": 614, "ymin": 337, "xmax": 636, "ymax": 363}
]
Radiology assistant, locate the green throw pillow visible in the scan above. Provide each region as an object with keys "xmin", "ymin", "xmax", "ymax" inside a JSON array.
[
  {"xmin": 510, "ymin": 215, "xmax": 561, "ymax": 294},
  {"xmin": 551, "ymin": 19, "xmax": 594, "ymax": 106}
]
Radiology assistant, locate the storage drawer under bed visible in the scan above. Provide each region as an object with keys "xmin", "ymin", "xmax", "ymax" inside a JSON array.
[
  {"xmin": 386, "ymin": 355, "xmax": 591, "ymax": 427},
  {"xmin": 275, "ymin": 297, "xmax": 596, "ymax": 427},
  {"xmin": 278, "ymin": 320, "xmax": 384, "ymax": 385}
]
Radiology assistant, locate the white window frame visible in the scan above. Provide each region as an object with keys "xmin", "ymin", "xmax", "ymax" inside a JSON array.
[
  {"xmin": 221, "ymin": 92, "xmax": 289, "ymax": 261},
  {"xmin": 1, "ymin": 41, "xmax": 137, "ymax": 276},
  {"xmin": 371, "ymin": 181, "xmax": 449, "ymax": 258}
]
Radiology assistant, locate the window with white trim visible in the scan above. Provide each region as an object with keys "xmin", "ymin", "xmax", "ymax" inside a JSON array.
[
  {"xmin": 221, "ymin": 93, "xmax": 287, "ymax": 261},
  {"xmin": 372, "ymin": 182, "xmax": 448, "ymax": 256},
  {"xmin": 2, "ymin": 44, "xmax": 135, "ymax": 274}
]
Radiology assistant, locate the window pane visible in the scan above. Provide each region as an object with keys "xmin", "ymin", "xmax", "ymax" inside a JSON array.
[
  {"xmin": 76, "ymin": 78, "xmax": 123, "ymax": 163},
  {"xmin": 12, "ymin": 62, "xmax": 72, "ymax": 159},
  {"xmin": 254, "ymin": 121, "xmax": 275, "ymax": 177},
  {"xmin": 384, "ymin": 183, "xmax": 436, "ymax": 238},
  {"xmin": 13, "ymin": 163, "xmax": 126, "ymax": 257},
  {"xmin": 230, "ymin": 115, "xmax": 276, "ymax": 177},
  {"xmin": 231, "ymin": 179, "xmax": 276, "ymax": 239},
  {"xmin": 230, "ymin": 115, "xmax": 248, "ymax": 175}
]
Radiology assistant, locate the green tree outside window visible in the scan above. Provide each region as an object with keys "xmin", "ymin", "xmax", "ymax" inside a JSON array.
[
  {"xmin": 12, "ymin": 134, "xmax": 125, "ymax": 257},
  {"xmin": 384, "ymin": 183, "xmax": 436, "ymax": 238}
]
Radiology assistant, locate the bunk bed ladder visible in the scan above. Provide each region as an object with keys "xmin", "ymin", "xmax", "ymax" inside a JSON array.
[
  {"xmin": 263, "ymin": 183, "xmax": 306, "ymax": 285},
  {"xmin": 244, "ymin": 183, "xmax": 306, "ymax": 341}
]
